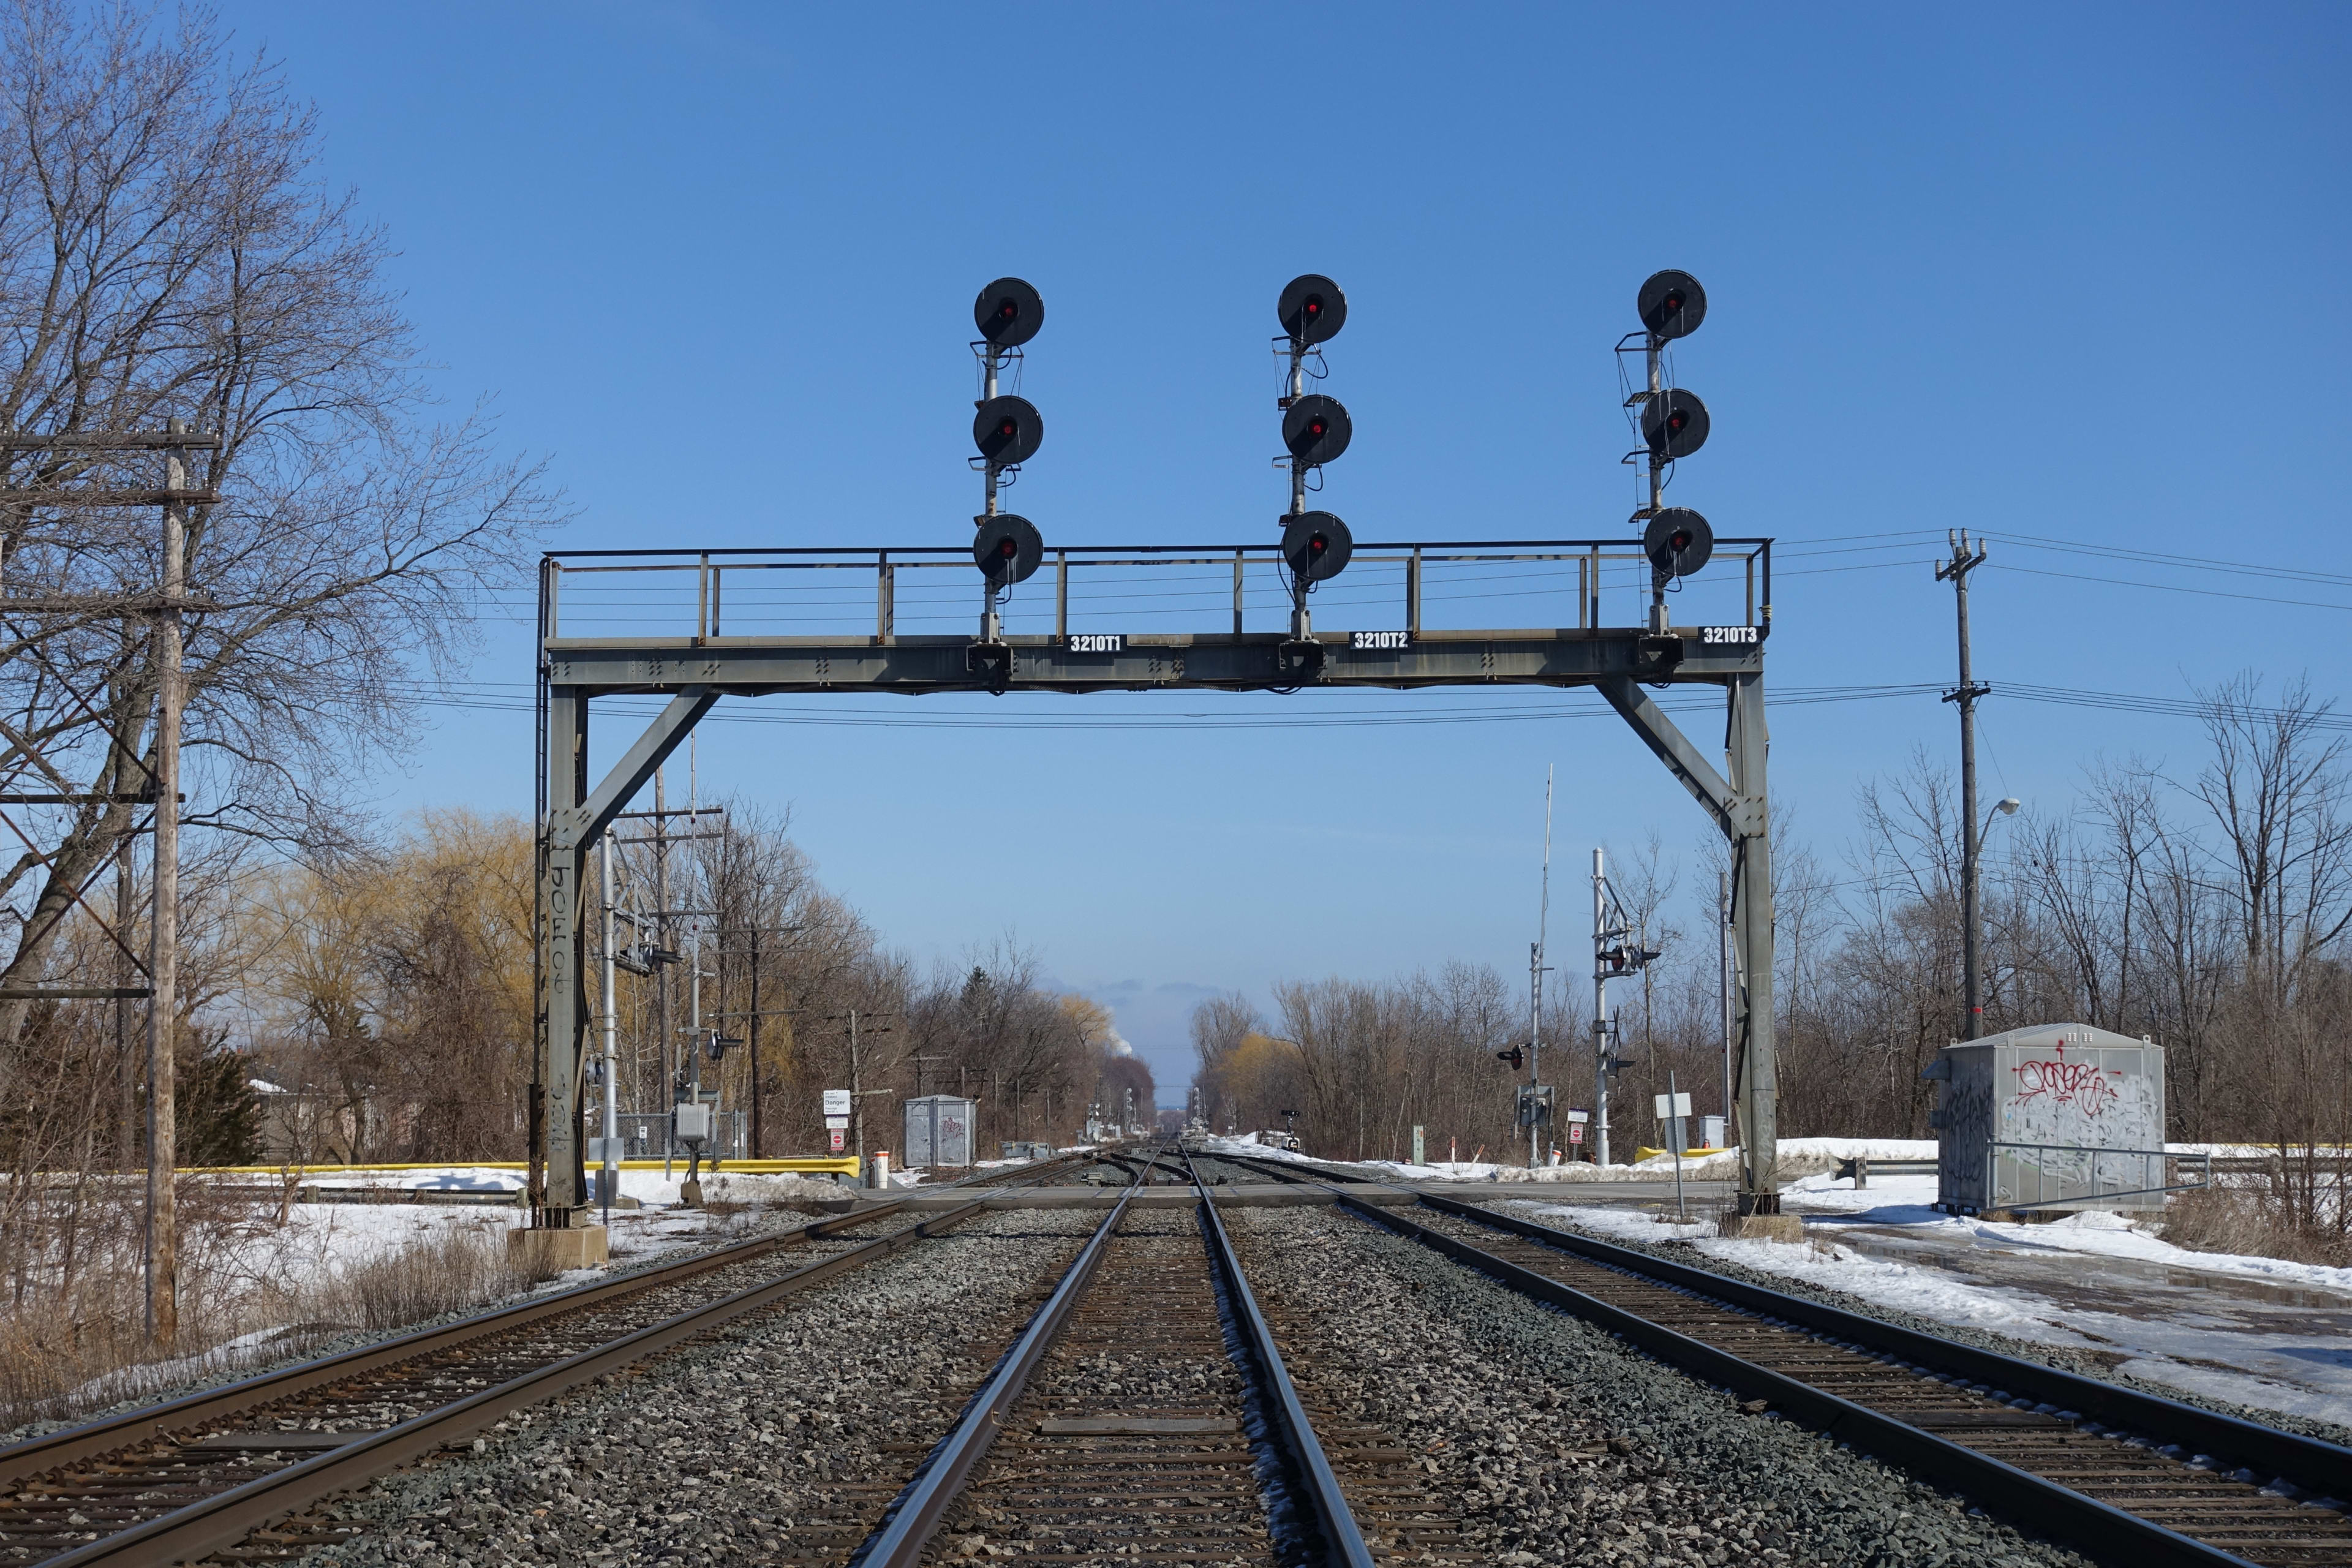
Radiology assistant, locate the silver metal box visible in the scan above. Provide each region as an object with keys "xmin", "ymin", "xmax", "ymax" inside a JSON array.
[
  {"xmin": 903, "ymin": 1095, "xmax": 976, "ymax": 1169},
  {"xmin": 1924, "ymin": 1022, "xmax": 2166, "ymax": 1213}
]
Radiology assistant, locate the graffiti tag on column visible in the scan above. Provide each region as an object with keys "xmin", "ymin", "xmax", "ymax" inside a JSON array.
[{"xmin": 2011, "ymin": 1057, "xmax": 2119, "ymax": 1117}]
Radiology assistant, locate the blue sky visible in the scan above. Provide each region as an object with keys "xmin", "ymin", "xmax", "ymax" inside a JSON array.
[{"xmin": 218, "ymin": 2, "xmax": 2351, "ymax": 1103}]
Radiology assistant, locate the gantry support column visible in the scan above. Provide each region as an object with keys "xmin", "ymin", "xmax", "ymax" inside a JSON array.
[
  {"xmin": 1725, "ymin": 671, "xmax": 1777, "ymax": 1212},
  {"xmin": 1598, "ymin": 671, "xmax": 1777, "ymax": 1212},
  {"xmin": 536, "ymin": 686, "xmax": 589, "ymax": 1224},
  {"xmin": 534, "ymin": 685, "xmax": 717, "ymax": 1224}
]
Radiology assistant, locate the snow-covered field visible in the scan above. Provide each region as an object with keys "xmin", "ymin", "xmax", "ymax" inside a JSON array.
[{"xmin": 1507, "ymin": 1175, "xmax": 2352, "ymax": 1430}]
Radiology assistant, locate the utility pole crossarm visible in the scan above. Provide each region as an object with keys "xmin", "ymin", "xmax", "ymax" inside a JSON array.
[{"xmin": 1596, "ymin": 676, "xmax": 1756, "ymax": 838}]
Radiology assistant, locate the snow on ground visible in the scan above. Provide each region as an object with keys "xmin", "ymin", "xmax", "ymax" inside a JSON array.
[{"xmin": 1506, "ymin": 1178, "xmax": 2352, "ymax": 1429}]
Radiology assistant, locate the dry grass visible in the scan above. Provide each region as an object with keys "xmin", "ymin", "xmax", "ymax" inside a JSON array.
[
  {"xmin": 0, "ymin": 1184, "xmax": 562, "ymax": 1433},
  {"xmin": 2158, "ymin": 1185, "xmax": 2352, "ymax": 1268}
]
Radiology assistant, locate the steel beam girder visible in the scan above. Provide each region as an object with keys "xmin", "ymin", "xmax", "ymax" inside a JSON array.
[
  {"xmin": 1597, "ymin": 676, "xmax": 1758, "ymax": 839},
  {"xmin": 529, "ymin": 628, "xmax": 1784, "ymax": 1214},
  {"xmin": 535, "ymin": 687, "xmax": 715, "ymax": 1220},
  {"xmin": 540, "ymin": 631, "xmax": 1760, "ymax": 696}
]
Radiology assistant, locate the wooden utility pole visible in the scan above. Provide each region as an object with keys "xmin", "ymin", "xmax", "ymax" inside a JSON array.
[
  {"xmin": 1937, "ymin": 529, "xmax": 1991, "ymax": 1041},
  {"xmin": 146, "ymin": 420, "xmax": 187, "ymax": 1345}
]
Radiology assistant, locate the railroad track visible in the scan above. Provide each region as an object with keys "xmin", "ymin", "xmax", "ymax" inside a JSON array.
[
  {"xmin": 848, "ymin": 1147, "xmax": 1453, "ymax": 1567},
  {"xmin": 0, "ymin": 1197, "xmax": 1009, "ymax": 1567},
  {"xmin": 1200, "ymin": 1145, "xmax": 2352, "ymax": 1568}
]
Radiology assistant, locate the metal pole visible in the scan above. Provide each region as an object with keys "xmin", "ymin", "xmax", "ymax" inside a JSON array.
[
  {"xmin": 1670, "ymin": 1069, "xmax": 1686, "ymax": 1220},
  {"xmin": 1646, "ymin": 334, "xmax": 1668, "ymax": 633},
  {"xmin": 599, "ymin": 835, "xmax": 619, "ymax": 1216},
  {"xmin": 145, "ymin": 420, "xmax": 186, "ymax": 1344},
  {"xmin": 1719, "ymin": 871, "xmax": 1734, "ymax": 1152},
  {"xmin": 1530, "ymin": 766, "xmax": 1552, "ymax": 1169},
  {"xmin": 1938, "ymin": 530, "xmax": 1990, "ymax": 1040},
  {"xmin": 849, "ymin": 1009, "xmax": 865, "ymax": 1185},
  {"xmin": 1593, "ymin": 847, "xmax": 1610, "ymax": 1168},
  {"xmin": 655, "ymin": 766, "xmax": 671, "ymax": 1179},
  {"xmin": 748, "ymin": 925, "xmax": 763, "ymax": 1159},
  {"xmin": 115, "ymin": 831, "xmax": 133, "ymax": 1172}
]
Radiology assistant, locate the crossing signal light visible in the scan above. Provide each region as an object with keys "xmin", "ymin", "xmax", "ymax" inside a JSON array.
[
  {"xmin": 1637, "ymin": 270, "xmax": 1707, "ymax": 341},
  {"xmin": 973, "ymin": 514, "xmax": 1044, "ymax": 585},
  {"xmin": 974, "ymin": 277, "xmax": 1044, "ymax": 347},
  {"xmin": 1278, "ymin": 273, "xmax": 1347, "ymax": 345},
  {"xmin": 1643, "ymin": 507, "xmax": 1714, "ymax": 579},
  {"xmin": 974, "ymin": 395, "xmax": 1044, "ymax": 468},
  {"xmin": 1496, "ymin": 1045, "xmax": 1526, "ymax": 1070},
  {"xmin": 1281, "ymin": 510, "xmax": 1352, "ymax": 583},
  {"xmin": 1283, "ymin": 394, "xmax": 1352, "ymax": 466},
  {"xmin": 1642, "ymin": 388, "xmax": 1709, "ymax": 461}
]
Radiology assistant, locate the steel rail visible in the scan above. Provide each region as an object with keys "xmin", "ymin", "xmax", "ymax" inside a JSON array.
[
  {"xmin": 1184, "ymin": 1150, "xmax": 1379, "ymax": 1568},
  {"xmin": 1194, "ymin": 1148, "xmax": 2351, "ymax": 1566},
  {"xmin": 0, "ymin": 1200, "xmax": 908, "ymax": 1490},
  {"xmin": 1336, "ymin": 1193, "xmax": 2277, "ymax": 1568},
  {"xmin": 851, "ymin": 1166, "xmax": 1145, "ymax": 1568},
  {"xmin": 24, "ymin": 1200, "xmax": 989, "ymax": 1568},
  {"xmin": 1408, "ymin": 1193, "xmax": 2352, "ymax": 1504}
]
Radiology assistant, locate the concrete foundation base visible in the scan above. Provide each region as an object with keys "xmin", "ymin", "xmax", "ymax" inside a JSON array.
[
  {"xmin": 508, "ymin": 1224, "xmax": 609, "ymax": 1272},
  {"xmin": 1718, "ymin": 1213, "xmax": 1804, "ymax": 1243}
]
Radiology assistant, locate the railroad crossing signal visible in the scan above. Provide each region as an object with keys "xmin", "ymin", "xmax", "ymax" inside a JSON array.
[
  {"xmin": 1278, "ymin": 273, "xmax": 1347, "ymax": 345},
  {"xmin": 974, "ymin": 276, "xmax": 1044, "ymax": 347},
  {"xmin": 1644, "ymin": 506, "xmax": 1714, "ymax": 579},
  {"xmin": 1624, "ymin": 268, "xmax": 1717, "ymax": 629},
  {"xmin": 974, "ymin": 514, "xmax": 1043, "ymax": 586},
  {"xmin": 1273, "ymin": 274, "xmax": 1356, "ymax": 671},
  {"xmin": 1637, "ymin": 268, "xmax": 1706, "ymax": 339},
  {"xmin": 1282, "ymin": 394, "xmax": 1352, "ymax": 467},
  {"xmin": 970, "ymin": 277, "xmax": 1047, "ymax": 640},
  {"xmin": 973, "ymin": 396, "xmax": 1043, "ymax": 468},
  {"xmin": 1642, "ymin": 388, "xmax": 1709, "ymax": 461},
  {"xmin": 1281, "ymin": 510, "xmax": 1352, "ymax": 583},
  {"xmin": 1496, "ymin": 1044, "xmax": 1527, "ymax": 1070}
]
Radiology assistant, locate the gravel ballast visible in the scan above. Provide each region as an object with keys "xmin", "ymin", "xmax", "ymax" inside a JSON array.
[
  {"xmin": 1490, "ymin": 1198, "xmax": 2352, "ymax": 1452},
  {"xmin": 1230, "ymin": 1204, "xmax": 2090, "ymax": 1568},
  {"xmin": 285, "ymin": 1207, "xmax": 1099, "ymax": 1568}
]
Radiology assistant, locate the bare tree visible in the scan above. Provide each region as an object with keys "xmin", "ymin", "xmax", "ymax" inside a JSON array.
[{"xmin": 0, "ymin": 2, "xmax": 562, "ymax": 1049}]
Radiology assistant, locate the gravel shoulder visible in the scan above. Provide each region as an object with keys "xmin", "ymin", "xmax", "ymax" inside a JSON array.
[
  {"xmin": 1489, "ymin": 1198, "xmax": 2352, "ymax": 1452},
  {"xmin": 284, "ymin": 1207, "xmax": 1098, "ymax": 1568},
  {"xmin": 1231, "ymin": 1204, "xmax": 2089, "ymax": 1568},
  {"xmin": 1, "ymin": 1204, "xmax": 843, "ymax": 1449}
]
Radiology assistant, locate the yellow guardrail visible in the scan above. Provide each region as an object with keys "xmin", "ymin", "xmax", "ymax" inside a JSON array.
[{"xmin": 178, "ymin": 1157, "xmax": 864, "ymax": 1179}]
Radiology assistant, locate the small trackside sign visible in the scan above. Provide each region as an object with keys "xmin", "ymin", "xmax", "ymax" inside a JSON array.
[
  {"xmin": 1065, "ymin": 633, "xmax": 1124, "ymax": 653},
  {"xmin": 1350, "ymin": 630, "xmax": 1411, "ymax": 651},
  {"xmin": 1698, "ymin": 625, "xmax": 1759, "ymax": 646}
]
